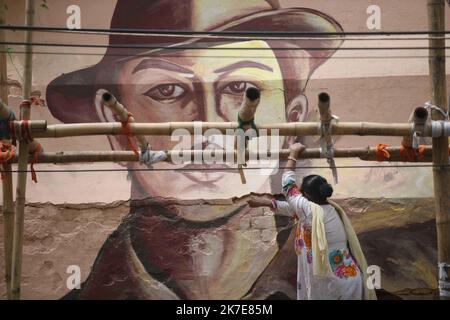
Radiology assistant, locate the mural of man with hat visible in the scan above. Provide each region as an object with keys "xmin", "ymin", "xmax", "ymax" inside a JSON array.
[{"xmin": 47, "ymin": 0, "xmax": 343, "ymax": 299}]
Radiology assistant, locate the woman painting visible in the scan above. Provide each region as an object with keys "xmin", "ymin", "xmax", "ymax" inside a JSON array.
[{"xmin": 249, "ymin": 142, "xmax": 377, "ymax": 300}]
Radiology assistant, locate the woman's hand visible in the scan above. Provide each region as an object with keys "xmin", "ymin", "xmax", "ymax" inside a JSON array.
[
  {"xmin": 289, "ymin": 142, "xmax": 306, "ymax": 158},
  {"xmin": 247, "ymin": 195, "xmax": 274, "ymax": 208},
  {"xmin": 286, "ymin": 142, "xmax": 306, "ymax": 171}
]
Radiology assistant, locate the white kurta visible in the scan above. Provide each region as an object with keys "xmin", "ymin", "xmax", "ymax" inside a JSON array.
[{"xmin": 274, "ymin": 171, "xmax": 363, "ymax": 300}]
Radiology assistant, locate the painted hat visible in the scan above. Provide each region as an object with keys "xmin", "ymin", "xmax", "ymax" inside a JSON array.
[{"xmin": 46, "ymin": 0, "xmax": 344, "ymax": 122}]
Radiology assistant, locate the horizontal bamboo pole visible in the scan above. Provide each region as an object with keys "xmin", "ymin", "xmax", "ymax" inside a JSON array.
[
  {"xmin": 10, "ymin": 119, "xmax": 47, "ymax": 132},
  {"xmin": 4, "ymin": 145, "xmax": 439, "ymax": 164},
  {"xmin": 24, "ymin": 121, "xmax": 422, "ymax": 138}
]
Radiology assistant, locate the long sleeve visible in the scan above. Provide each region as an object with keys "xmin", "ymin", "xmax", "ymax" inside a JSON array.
[
  {"xmin": 281, "ymin": 170, "xmax": 312, "ymax": 222},
  {"xmin": 273, "ymin": 200, "xmax": 295, "ymax": 217}
]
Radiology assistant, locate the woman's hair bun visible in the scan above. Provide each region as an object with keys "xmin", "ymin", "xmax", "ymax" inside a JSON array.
[{"xmin": 319, "ymin": 183, "xmax": 333, "ymax": 198}]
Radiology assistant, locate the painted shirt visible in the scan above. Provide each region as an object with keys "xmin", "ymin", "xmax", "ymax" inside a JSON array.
[{"xmin": 273, "ymin": 171, "xmax": 363, "ymax": 300}]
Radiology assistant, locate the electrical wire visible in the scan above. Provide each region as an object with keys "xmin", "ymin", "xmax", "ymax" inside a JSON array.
[
  {"xmin": 1, "ymin": 24, "xmax": 450, "ymax": 38},
  {"xmin": 3, "ymin": 24, "xmax": 450, "ymax": 42},
  {"xmin": 0, "ymin": 164, "xmax": 447, "ymax": 174},
  {"xmin": 2, "ymin": 49, "xmax": 450, "ymax": 59},
  {"xmin": 1, "ymin": 40, "xmax": 450, "ymax": 51}
]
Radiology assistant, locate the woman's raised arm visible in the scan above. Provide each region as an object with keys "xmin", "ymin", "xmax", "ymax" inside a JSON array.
[{"xmin": 282, "ymin": 143, "xmax": 311, "ymax": 220}]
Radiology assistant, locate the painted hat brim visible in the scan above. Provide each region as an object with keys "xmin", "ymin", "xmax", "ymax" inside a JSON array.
[{"xmin": 46, "ymin": 8, "xmax": 343, "ymax": 123}]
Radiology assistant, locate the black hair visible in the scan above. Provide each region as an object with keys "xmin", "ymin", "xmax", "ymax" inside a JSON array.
[{"xmin": 300, "ymin": 175, "xmax": 333, "ymax": 205}]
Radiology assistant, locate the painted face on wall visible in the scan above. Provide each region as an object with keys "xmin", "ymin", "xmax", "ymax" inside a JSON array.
[
  {"xmin": 88, "ymin": 40, "xmax": 311, "ymax": 299},
  {"xmin": 43, "ymin": 2, "xmax": 343, "ymax": 300},
  {"xmin": 98, "ymin": 40, "xmax": 310, "ymax": 209}
]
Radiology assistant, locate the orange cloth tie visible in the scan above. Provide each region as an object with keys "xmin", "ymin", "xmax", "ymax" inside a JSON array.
[
  {"xmin": 121, "ymin": 112, "xmax": 139, "ymax": 156},
  {"xmin": 375, "ymin": 144, "xmax": 391, "ymax": 162},
  {"xmin": 0, "ymin": 142, "xmax": 15, "ymax": 180},
  {"xmin": 399, "ymin": 142, "xmax": 416, "ymax": 162},
  {"xmin": 21, "ymin": 120, "xmax": 34, "ymax": 143},
  {"xmin": 30, "ymin": 96, "xmax": 42, "ymax": 106},
  {"xmin": 29, "ymin": 143, "xmax": 42, "ymax": 183},
  {"xmin": 400, "ymin": 142, "xmax": 428, "ymax": 162},
  {"xmin": 416, "ymin": 145, "xmax": 427, "ymax": 161}
]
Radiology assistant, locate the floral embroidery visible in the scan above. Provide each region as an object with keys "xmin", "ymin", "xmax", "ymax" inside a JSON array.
[
  {"xmin": 295, "ymin": 224, "xmax": 313, "ymax": 264},
  {"xmin": 306, "ymin": 250, "xmax": 313, "ymax": 264},
  {"xmin": 287, "ymin": 185, "xmax": 300, "ymax": 197},
  {"xmin": 329, "ymin": 249, "xmax": 359, "ymax": 279},
  {"xmin": 304, "ymin": 226, "xmax": 313, "ymax": 264},
  {"xmin": 282, "ymin": 174, "xmax": 301, "ymax": 197},
  {"xmin": 303, "ymin": 226, "xmax": 312, "ymax": 248},
  {"xmin": 294, "ymin": 223, "xmax": 304, "ymax": 255},
  {"xmin": 332, "ymin": 253, "xmax": 343, "ymax": 265}
]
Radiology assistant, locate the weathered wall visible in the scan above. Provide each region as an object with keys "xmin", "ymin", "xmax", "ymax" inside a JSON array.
[
  {"xmin": 0, "ymin": 198, "xmax": 439, "ymax": 299},
  {"xmin": 0, "ymin": 0, "xmax": 449, "ymax": 299}
]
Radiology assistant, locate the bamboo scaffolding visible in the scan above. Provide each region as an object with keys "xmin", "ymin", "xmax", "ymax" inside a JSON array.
[
  {"xmin": 238, "ymin": 87, "xmax": 260, "ymax": 128},
  {"xmin": 21, "ymin": 120, "xmax": 450, "ymax": 138},
  {"xmin": 317, "ymin": 92, "xmax": 338, "ymax": 183},
  {"xmin": 402, "ymin": 106, "xmax": 429, "ymax": 148},
  {"xmin": 0, "ymin": 3, "xmax": 447, "ymax": 299},
  {"xmin": 10, "ymin": 0, "xmax": 35, "ymax": 300},
  {"xmin": 318, "ymin": 93, "xmax": 333, "ymax": 123},
  {"xmin": 428, "ymin": 0, "xmax": 450, "ymax": 299},
  {"xmin": 235, "ymin": 87, "xmax": 261, "ymax": 183},
  {"xmin": 4, "ymin": 145, "xmax": 440, "ymax": 165},
  {"xmin": 0, "ymin": 9, "xmax": 14, "ymax": 300},
  {"xmin": 100, "ymin": 91, "xmax": 148, "ymax": 150}
]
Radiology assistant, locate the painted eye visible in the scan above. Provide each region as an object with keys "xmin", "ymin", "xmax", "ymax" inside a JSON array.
[
  {"xmin": 144, "ymin": 84, "xmax": 187, "ymax": 101},
  {"xmin": 222, "ymin": 82, "xmax": 256, "ymax": 95}
]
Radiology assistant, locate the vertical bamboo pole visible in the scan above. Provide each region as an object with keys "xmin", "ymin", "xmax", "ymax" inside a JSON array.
[
  {"xmin": 0, "ymin": 7, "xmax": 15, "ymax": 300},
  {"xmin": 318, "ymin": 92, "xmax": 333, "ymax": 145},
  {"xmin": 401, "ymin": 107, "xmax": 429, "ymax": 148},
  {"xmin": 10, "ymin": 0, "xmax": 35, "ymax": 300},
  {"xmin": 100, "ymin": 91, "xmax": 149, "ymax": 150},
  {"xmin": 318, "ymin": 92, "xmax": 339, "ymax": 184},
  {"xmin": 427, "ymin": 0, "xmax": 450, "ymax": 299},
  {"xmin": 235, "ymin": 87, "xmax": 260, "ymax": 184}
]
